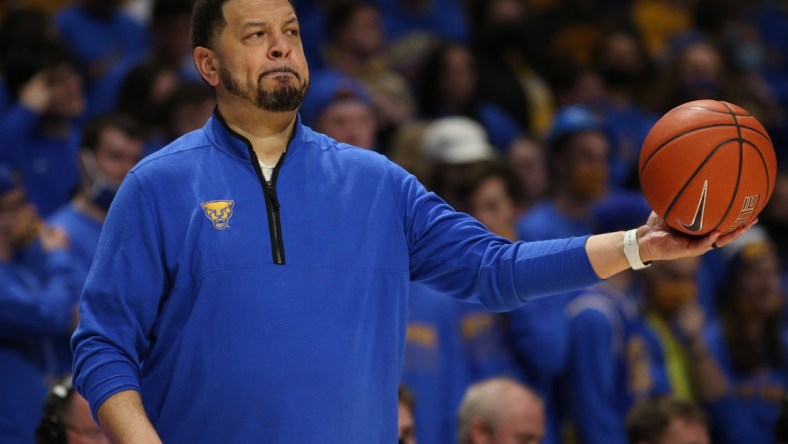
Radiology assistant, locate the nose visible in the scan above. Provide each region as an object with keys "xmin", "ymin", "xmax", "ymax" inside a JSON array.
[{"xmin": 268, "ymin": 32, "xmax": 291, "ymax": 60}]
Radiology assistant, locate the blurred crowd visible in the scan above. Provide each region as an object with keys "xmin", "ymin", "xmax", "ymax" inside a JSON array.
[{"xmin": 0, "ymin": 0, "xmax": 787, "ymax": 443}]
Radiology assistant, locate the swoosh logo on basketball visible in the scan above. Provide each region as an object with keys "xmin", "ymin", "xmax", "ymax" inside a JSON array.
[{"xmin": 679, "ymin": 180, "xmax": 708, "ymax": 232}]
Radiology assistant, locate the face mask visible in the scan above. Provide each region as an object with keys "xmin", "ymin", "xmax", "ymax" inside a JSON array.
[
  {"xmin": 652, "ymin": 281, "xmax": 697, "ymax": 315},
  {"xmin": 81, "ymin": 151, "xmax": 120, "ymax": 212}
]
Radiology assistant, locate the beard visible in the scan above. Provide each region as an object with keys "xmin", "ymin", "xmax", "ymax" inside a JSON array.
[{"xmin": 220, "ymin": 66, "xmax": 308, "ymax": 112}]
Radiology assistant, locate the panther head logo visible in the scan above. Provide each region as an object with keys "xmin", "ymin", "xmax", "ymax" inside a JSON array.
[{"xmin": 201, "ymin": 200, "xmax": 234, "ymax": 230}]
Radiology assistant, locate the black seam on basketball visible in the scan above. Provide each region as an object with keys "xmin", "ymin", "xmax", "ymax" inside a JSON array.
[
  {"xmin": 639, "ymin": 122, "xmax": 768, "ymax": 178},
  {"xmin": 662, "ymin": 138, "xmax": 740, "ymax": 225},
  {"xmin": 745, "ymin": 140, "xmax": 773, "ymax": 206},
  {"xmin": 708, "ymin": 102, "xmax": 744, "ymax": 233}
]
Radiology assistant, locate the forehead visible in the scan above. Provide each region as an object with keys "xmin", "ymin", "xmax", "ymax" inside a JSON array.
[{"xmin": 222, "ymin": 0, "xmax": 296, "ymax": 27}]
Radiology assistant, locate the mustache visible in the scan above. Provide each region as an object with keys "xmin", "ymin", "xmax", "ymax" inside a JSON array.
[{"xmin": 259, "ymin": 67, "xmax": 301, "ymax": 82}]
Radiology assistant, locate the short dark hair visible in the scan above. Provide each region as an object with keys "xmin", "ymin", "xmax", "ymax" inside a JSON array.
[
  {"xmin": 191, "ymin": 0, "xmax": 296, "ymax": 49},
  {"xmin": 153, "ymin": 0, "xmax": 194, "ymax": 22},
  {"xmin": 191, "ymin": 0, "xmax": 231, "ymax": 49},
  {"xmin": 81, "ymin": 114, "xmax": 144, "ymax": 152},
  {"xmin": 626, "ymin": 398, "xmax": 706, "ymax": 444}
]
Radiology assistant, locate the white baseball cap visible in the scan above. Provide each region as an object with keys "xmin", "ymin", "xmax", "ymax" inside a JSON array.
[{"xmin": 422, "ymin": 117, "xmax": 497, "ymax": 164}]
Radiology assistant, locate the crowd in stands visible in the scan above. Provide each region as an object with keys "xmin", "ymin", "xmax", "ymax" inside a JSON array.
[{"xmin": 1, "ymin": 0, "xmax": 787, "ymax": 443}]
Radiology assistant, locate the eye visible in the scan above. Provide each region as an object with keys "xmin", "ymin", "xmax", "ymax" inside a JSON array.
[
  {"xmin": 285, "ymin": 28, "xmax": 299, "ymax": 37},
  {"xmin": 246, "ymin": 31, "xmax": 265, "ymax": 40}
]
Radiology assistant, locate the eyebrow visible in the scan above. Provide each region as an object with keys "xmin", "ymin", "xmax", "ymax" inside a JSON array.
[{"xmin": 241, "ymin": 17, "xmax": 298, "ymax": 30}]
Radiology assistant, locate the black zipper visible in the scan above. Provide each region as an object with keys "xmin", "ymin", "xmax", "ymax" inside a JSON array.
[
  {"xmin": 214, "ymin": 111, "xmax": 288, "ymax": 265},
  {"xmin": 253, "ymin": 150, "xmax": 287, "ymax": 265}
]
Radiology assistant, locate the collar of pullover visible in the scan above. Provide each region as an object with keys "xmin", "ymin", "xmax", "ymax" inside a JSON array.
[{"xmin": 206, "ymin": 108, "xmax": 307, "ymax": 161}]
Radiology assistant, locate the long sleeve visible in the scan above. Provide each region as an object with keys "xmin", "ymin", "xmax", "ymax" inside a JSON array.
[
  {"xmin": 401, "ymin": 171, "xmax": 600, "ymax": 312},
  {"xmin": 71, "ymin": 172, "xmax": 168, "ymax": 420}
]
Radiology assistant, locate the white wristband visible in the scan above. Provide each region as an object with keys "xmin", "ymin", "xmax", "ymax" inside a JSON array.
[{"xmin": 623, "ymin": 229, "xmax": 651, "ymax": 270}]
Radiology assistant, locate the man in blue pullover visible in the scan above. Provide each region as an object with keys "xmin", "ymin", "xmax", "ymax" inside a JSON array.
[{"xmin": 70, "ymin": 0, "xmax": 756, "ymax": 442}]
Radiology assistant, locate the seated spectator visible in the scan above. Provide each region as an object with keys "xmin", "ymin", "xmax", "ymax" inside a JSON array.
[
  {"xmin": 161, "ymin": 81, "xmax": 216, "ymax": 146},
  {"xmin": 457, "ymin": 377, "xmax": 545, "ymax": 444},
  {"xmin": 506, "ymin": 107, "xmax": 611, "ymax": 444},
  {"xmin": 468, "ymin": 0, "xmax": 554, "ymax": 137},
  {"xmin": 114, "ymin": 60, "xmax": 178, "ymax": 156},
  {"xmin": 565, "ymin": 192, "xmax": 655, "ymax": 444},
  {"xmin": 414, "ymin": 41, "xmax": 524, "ymax": 151},
  {"xmin": 85, "ymin": 0, "xmax": 199, "ymax": 119},
  {"xmin": 421, "ymin": 116, "xmax": 498, "ymax": 212},
  {"xmin": 1, "ymin": 40, "xmax": 85, "ymax": 217},
  {"xmin": 702, "ymin": 227, "xmax": 787, "ymax": 444},
  {"xmin": 36, "ymin": 375, "xmax": 109, "ymax": 444},
  {"xmin": 506, "ymin": 137, "xmax": 548, "ymax": 216},
  {"xmin": 516, "ymin": 104, "xmax": 610, "ymax": 242},
  {"xmin": 321, "ymin": 2, "xmax": 415, "ymax": 147},
  {"xmin": 54, "ymin": 0, "xmax": 148, "ymax": 87},
  {"xmin": 0, "ymin": 166, "xmax": 82, "ymax": 444},
  {"xmin": 299, "ymin": 70, "xmax": 377, "ymax": 150},
  {"xmin": 625, "ymin": 397, "xmax": 709, "ymax": 444},
  {"xmin": 49, "ymin": 114, "xmax": 144, "ymax": 289}
]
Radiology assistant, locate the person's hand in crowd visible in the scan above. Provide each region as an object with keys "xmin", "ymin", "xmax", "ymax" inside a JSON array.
[
  {"xmin": 637, "ymin": 211, "xmax": 758, "ymax": 262},
  {"xmin": 39, "ymin": 225, "xmax": 70, "ymax": 252},
  {"xmin": 18, "ymin": 70, "xmax": 52, "ymax": 114}
]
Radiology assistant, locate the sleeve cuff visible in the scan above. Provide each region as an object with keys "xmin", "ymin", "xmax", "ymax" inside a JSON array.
[{"xmin": 78, "ymin": 360, "xmax": 141, "ymax": 423}]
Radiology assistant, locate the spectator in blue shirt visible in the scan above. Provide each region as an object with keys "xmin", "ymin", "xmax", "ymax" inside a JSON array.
[
  {"xmin": 0, "ymin": 166, "xmax": 81, "ymax": 444},
  {"xmin": 49, "ymin": 114, "xmax": 144, "ymax": 293},
  {"xmin": 703, "ymin": 227, "xmax": 787, "ymax": 444},
  {"xmin": 0, "ymin": 41, "xmax": 85, "ymax": 217},
  {"xmin": 54, "ymin": 0, "xmax": 148, "ymax": 87}
]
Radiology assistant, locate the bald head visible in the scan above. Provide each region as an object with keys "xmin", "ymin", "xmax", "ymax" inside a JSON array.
[{"xmin": 458, "ymin": 377, "xmax": 545, "ymax": 444}]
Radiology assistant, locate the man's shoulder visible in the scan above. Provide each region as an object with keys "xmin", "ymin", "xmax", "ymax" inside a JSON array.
[
  {"xmin": 303, "ymin": 127, "xmax": 401, "ymax": 172},
  {"xmin": 132, "ymin": 130, "xmax": 213, "ymax": 175}
]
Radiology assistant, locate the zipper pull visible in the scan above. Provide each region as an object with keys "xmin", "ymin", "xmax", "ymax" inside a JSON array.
[{"xmin": 266, "ymin": 181, "xmax": 280, "ymax": 210}]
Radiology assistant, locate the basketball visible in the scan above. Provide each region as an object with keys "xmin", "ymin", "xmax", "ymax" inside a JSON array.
[{"xmin": 639, "ymin": 100, "xmax": 777, "ymax": 236}]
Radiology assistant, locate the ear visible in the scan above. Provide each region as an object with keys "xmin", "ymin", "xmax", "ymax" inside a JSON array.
[
  {"xmin": 468, "ymin": 417, "xmax": 493, "ymax": 444},
  {"xmin": 194, "ymin": 47, "xmax": 220, "ymax": 87}
]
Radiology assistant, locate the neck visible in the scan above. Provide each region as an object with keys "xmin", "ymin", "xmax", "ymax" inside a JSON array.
[
  {"xmin": 216, "ymin": 99, "xmax": 297, "ymax": 165},
  {"xmin": 73, "ymin": 193, "xmax": 107, "ymax": 223}
]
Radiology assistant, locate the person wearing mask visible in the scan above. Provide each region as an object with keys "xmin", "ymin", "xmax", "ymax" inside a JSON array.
[
  {"xmin": 0, "ymin": 41, "xmax": 85, "ymax": 217},
  {"xmin": 49, "ymin": 114, "xmax": 144, "ymax": 293}
]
